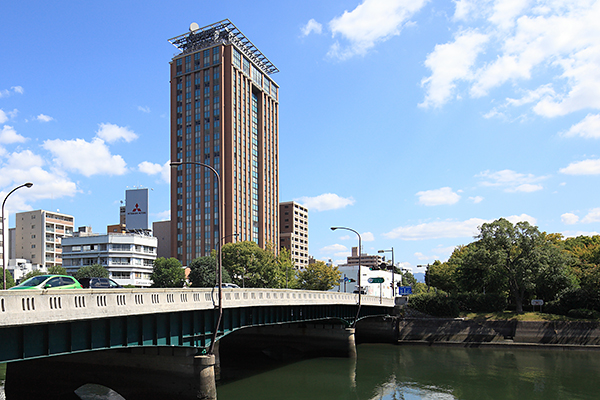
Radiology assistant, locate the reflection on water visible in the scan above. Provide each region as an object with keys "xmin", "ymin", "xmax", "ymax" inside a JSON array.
[{"xmin": 217, "ymin": 344, "xmax": 600, "ymax": 400}]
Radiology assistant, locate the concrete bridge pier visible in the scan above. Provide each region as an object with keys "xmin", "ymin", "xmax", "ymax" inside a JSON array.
[{"xmin": 195, "ymin": 353, "xmax": 217, "ymax": 400}]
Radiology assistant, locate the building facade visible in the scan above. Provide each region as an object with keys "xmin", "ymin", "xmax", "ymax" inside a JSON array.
[
  {"xmin": 279, "ymin": 201, "xmax": 309, "ymax": 269},
  {"xmin": 168, "ymin": 20, "xmax": 280, "ymax": 265},
  {"xmin": 15, "ymin": 210, "xmax": 74, "ymax": 269},
  {"xmin": 62, "ymin": 232, "xmax": 157, "ymax": 287}
]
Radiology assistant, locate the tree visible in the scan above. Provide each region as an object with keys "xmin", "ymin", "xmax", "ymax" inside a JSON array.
[
  {"xmin": 425, "ymin": 260, "xmax": 456, "ymax": 293},
  {"xmin": 188, "ymin": 255, "xmax": 232, "ymax": 287},
  {"xmin": 151, "ymin": 257, "xmax": 185, "ymax": 288},
  {"xmin": 474, "ymin": 218, "xmax": 573, "ymax": 313},
  {"xmin": 2, "ymin": 268, "xmax": 15, "ymax": 288},
  {"xmin": 47, "ymin": 265, "xmax": 67, "ymax": 275},
  {"xmin": 276, "ymin": 247, "xmax": 298, "ymax": 289},
  {"xmin": 74, "ymin": 264, "xmax": 109, "ymax": 280},
  {"xmin": 222, "ymin": 241, "xmax": 281, "ymax": 288},
  {"xmin": 297, "ymin": 261, "xmax": 341, "ymax": 291}
]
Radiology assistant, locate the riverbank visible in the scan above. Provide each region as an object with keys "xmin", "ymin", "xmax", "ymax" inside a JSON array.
[{"xmin": 356, "ymin": 312, "xmax": 600, "ymax": 350}]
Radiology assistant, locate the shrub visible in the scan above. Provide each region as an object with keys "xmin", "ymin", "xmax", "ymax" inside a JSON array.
[
  {"xmin": 408, "ymin": 292, "xmax": 459, "ymax": 318},
  {"xmin": 567, "ymin": 308, "xmax": 600, "ymax": 320},
  {"xmin": 454, "ymin": 292, "xmax": 507, "ymax": 313},
  {"xmin": 546, "ymin": 288, "xmax": 600, "ymax": 316}
]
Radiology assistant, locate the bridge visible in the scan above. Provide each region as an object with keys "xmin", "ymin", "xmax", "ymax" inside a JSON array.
[{"xmin": 1, "ymin": 288, "xmax": 396, "ymax": 399}]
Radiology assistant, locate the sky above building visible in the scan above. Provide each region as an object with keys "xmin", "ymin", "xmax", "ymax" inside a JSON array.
[{"xmin": 1, "ymin": 0, "xmax": 599, "ymax": 273}]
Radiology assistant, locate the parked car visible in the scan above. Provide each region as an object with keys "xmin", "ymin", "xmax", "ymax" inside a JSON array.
[
  {"xmin": 9, "ymin": 275, "xmax": 83, "ymax": 290},
  {"xmin": 216, "ymin": 283, "xmax": 240, "ymax": 288},
  {"xmin": 78, "ymin": 277, "xmax": 122, "ymax": 289}
]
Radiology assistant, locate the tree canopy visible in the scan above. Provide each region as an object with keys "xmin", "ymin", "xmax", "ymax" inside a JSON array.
[
  {"xmin": 297, "ymin": 261, "xmax": 340, "ymax": 291},
  {"xmin": 2, "ymin": 268, "xmax": 15, "ymax": 288},
  {"xmin": 47, "ymin": 265, "xmax": 68, "ymax": 275},
  {"xmin": 151, "ymin": 257, "xmax": 185, "ymax": 288},
  {"xmin": 188, "ymin": 255, "xmax": 232, "ymax": 287},
  {"xmin": 74, "ymin": 264, "xmax": 109, "ymax": 280}
]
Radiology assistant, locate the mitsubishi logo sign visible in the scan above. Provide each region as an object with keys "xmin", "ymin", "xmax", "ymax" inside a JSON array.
[{"xmin": 125, "ymin": 189, "xmax": 149, "ymax": 230}]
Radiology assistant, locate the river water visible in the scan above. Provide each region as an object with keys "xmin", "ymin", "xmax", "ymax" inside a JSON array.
[{"xmin": 2, "ymin": 344, "xmax": 600, "ymax": 399}]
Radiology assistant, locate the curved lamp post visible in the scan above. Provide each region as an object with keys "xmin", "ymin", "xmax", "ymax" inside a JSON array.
[
  {"xmin": 331, "ymin": 226, "xmax": 361, "ymax": 326},
  {"xmin": 170, "ymin": 160, "xmax": 222, "ymax": 354},
  {"xmin": 378, "ymin": 247, "xmax": 395, "ymax": 297},
  {"xmin": 3, "ymin": 182, "xmax": 33, "ymax": 290}
]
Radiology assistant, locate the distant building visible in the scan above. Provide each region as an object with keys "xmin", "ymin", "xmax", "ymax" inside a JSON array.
[
  {"xmin": 7, "ymin": 258, "xmax": 45, "ymax": 283},
  {"xmin": 15, "ymin": 210, "xmax": 74, "ymax": 269},
  {"xmin": 107, "ymin": 224, "xmax": 127, "ymax": 234},
  {"xmin": 62, "ymin": 229, "xmax": 157, "ymax": 287},
  {"xmin": 279, "ymin": 202, "xmax": 309, "ymax": 269},
  {"xmin": 153, "ymin": 220, "xmax": 172, "ymax": 259},
  {"xmin": 344, "ymin": 247, "xmax": 383, "ymax": 270}
]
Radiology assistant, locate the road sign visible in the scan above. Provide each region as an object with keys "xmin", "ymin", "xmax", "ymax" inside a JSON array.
[
  {"xmin": 398, "ymin": 286, "xmax": 412, "ymax": 295},
  {"xmin": 531, "ymin": 299, "xmax": 544, "ymax": 306},
  {"xmin": 368, "ymin": 277, "xmax": 384, "ymax": 284}
]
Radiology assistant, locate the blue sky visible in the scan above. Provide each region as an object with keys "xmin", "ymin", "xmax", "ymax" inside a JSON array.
[{"xmin": 1, "ymin": 0, "xmax": 599, "ymax": 273}]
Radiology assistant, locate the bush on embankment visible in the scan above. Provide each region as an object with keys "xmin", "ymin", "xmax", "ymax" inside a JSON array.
[
  {"xmin": 408, "ymin": 292, "xmax": 507, "ymax": 318},
  {"xmin": 546, "ymin": 287, "xmax": 600, "ymax": 319}
]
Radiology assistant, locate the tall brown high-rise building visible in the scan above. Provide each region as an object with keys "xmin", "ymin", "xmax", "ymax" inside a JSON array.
[{"xmin": 168, "ymin": 20, "xmax": 280, "ymax": 265}]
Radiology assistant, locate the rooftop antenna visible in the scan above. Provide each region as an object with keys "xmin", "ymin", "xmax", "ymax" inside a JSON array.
[{"xmin": 190, "ymin": 22, "xmax": 200, "ymax": 33}]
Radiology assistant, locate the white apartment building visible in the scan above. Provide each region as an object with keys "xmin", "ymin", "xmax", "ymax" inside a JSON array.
[
  {"xmin": 62, "ymin": 232, "xmax": 157, "ymax": 287},
  {"xmin": 15, "ymin": 210, "xmax": 74, "ymax": 269}
]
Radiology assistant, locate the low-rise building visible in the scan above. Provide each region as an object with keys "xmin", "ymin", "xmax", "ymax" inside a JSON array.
[{"xmin": 62, "ymin": 230, "xmax": 157, "ymax": 287}]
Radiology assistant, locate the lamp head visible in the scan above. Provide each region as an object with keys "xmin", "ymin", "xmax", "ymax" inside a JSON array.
[
  {"xmin": 378, "ymin": 250, "xmax": 384, "ymax": 253},
  {"xmin": 330, "ymin": 227, "xmax": 338, "ymax": 231},
  {"xmin": 170, "ymin": 160, "xmax": 183, "ymax": 167},
  {"xmin": 25, "ymin": 182, "xmax": 33, "ymax": 188}
]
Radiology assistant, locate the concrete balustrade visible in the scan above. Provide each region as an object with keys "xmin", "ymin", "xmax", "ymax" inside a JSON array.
[{"xmin": 0, "ymin": 288, "xmax": 394, "ymax": 327}]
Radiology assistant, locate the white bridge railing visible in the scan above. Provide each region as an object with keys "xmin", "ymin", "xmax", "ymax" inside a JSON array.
[{"xmin": 0, "ymin": 288, "xmax": 394, "ymax": 327}]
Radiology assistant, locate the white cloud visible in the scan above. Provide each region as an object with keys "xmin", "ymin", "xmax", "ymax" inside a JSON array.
[
  {"xmin": 137, "ymin": 106, "xmax": 150, "ymax": 113},
  {"xmin": 416, "ymin": 187, "xmax": 461, "ymax": 206},
  {"xmin": 0, "ymin": 150, "xmax": 77, "ymax": 211},
  {"xmin": 561, "ymin": 212, "xmax": 579, "ymax": 225},
  {"xmin": 96, "ymin": 123, "xmax": 138, "ymax": 143},
  {"xmin": 383, "ymin": 218, "xmax": 487, "ymax": 240},
  {"xmin": 469, "ymin": 196, "xmax": 484, "ymax": 203},
  {"xmin": 0, "ymin": 125, "xmax": 27, "ymax": 144},
  {"xmin": 477, "ymin": 169, "xmax": 546, "ymax": 192},
  {"xmin": 423, "ymin": 1, "xmax": 600, "ymax": 119},
  {"xmin": 153, "ymin": 209, "xmax": 171, "ymax": 221},
  {"xmin": 582, "ymin": 208, "xmax": 600, "ymax": 223},
  {"xmin": 138, "ymin": 160, "xmax": 170, "ymax": 183},
  {"xmin": 561, "ymin": 114, "xmax": 600, "ymax": 139},
  {"xmin": 296, "ymin": 193, "xmax": 355, "ymax": 211},
  {"xmin": 420, "ymin": 29, "xmax": 489, "ymax": 108},
  {"xmin": 383, "ymin": 214, "xmax": 536, "ymax": 240},
  {"xmin": 362, "ymin": 232, "xmax": 375, "ymax": 242},
  {"xmin": 562, "ymin": 230, "xmax": 600, "ymax": 238},
  {"xmin": 301, "ymin": 19, "xmax": 322, "ymax": 36},
  {"xmin": 35, "ymin": 114, "xmax": 54, "ymax": 122},
  {"xmin": 328, "ymin": 0, "xmax": 428, "ymax": 59},
  {"xmin": 559, "ymin": 159, "xmax": 600, "ymax": 175},
  {"xmin": 43, "ymin": 137, "xmax": 128, "ymax": 177},
  {"xmin": 0, "ymin": 87, "xmax": 23, "ymax": 98},
  {"xmin": 0, "ymin": 108, "xmax": 18, "ymax": 123},
  {"xmin": 320, "ymin": 244, "xmax": 348, "ymax": 253}
]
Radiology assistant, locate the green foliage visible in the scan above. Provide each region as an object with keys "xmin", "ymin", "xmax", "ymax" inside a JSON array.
[
  {"xmin": 546, "ymin": 287, "xmax": 600, "ymax": 316},
  {"xmin": 188, "ymin": 255, "xmax": 232, "ymax": 287},
  {"xmin": 221, "ymin": 241, "xmax": 294, "ymax": 288},
  {"xmin": 47, "ymin": 265, "xmax": 68, "ymax": 275},
  {"xmin": 151, "ymin": 257, "xmax": 185, "ymax": 288},
  {"xmin": 297, "ymin": 261, "xmax": 341, "ymax": 291},
  {"xmin": 277, "ymin": 247, "xmax": 298, "ymax": 289},
  {"xmin": 408, "ymin": 292, "xmax": 460, "ymax": 318},
  {"xmin": 2, "ymin": 268, "xmax": 15, "ymax": 288},
  {"xmin": 425, "ymin": 259, "xmax": 456, "ymax": 293},
  {"xmin": 74, "ymin": 264, "xmax": 109, "ymax": 280},
  {"xmin": 453, "ymin": 292, "xmax": 508, "ymax": 313},
  {"xmin": 20, "ymin": 270, "xmax": 45, "ymax": 282},
  {"xmin": 567, "ymin": 308, "xmax": 600, "ymax": 320}
]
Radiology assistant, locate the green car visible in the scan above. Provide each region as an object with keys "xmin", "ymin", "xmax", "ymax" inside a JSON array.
[{"xmin": 9, "ymin": 275, "xmax": 83, "ymax": 290}]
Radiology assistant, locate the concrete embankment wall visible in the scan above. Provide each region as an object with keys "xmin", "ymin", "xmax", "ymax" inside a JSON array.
[{"xmin": 356, "ymin": 315, "xmax": 600, "ymax": 348}]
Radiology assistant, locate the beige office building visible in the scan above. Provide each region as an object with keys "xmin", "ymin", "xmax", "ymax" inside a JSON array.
[
  {"xmin": 168, "ymin": 20, "xmax": 280, "ymax": 265},
  {"xmin": 15, "ymin": 210, "xmax": 74, "ymax": 268},
  {"xmin": 279, "ymin": 201, "xmax": 309, "ymax": 269}
]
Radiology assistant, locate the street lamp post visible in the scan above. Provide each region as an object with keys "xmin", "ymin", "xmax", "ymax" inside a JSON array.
[
  {"xmin": 331, "ymin": 226, "xmax": 362, "ymax": 326},
  {"xmin": 378, "ymin": 248, "xmax": 395, "ymax": 298},
  {"xmin": 2, "ymin": 182, "xmax": 33, "ymax": 290},
  {"xmin": 170, "ymin": 160, "xmax": 222, "ymax": 354}
]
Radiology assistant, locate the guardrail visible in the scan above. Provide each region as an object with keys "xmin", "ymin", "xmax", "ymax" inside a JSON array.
[{"xmin": 0, "ymin": 288, "xmax": 394, "ymax": 327}]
